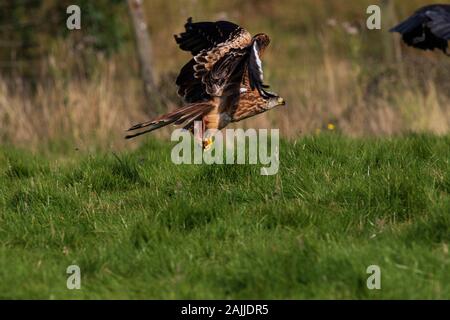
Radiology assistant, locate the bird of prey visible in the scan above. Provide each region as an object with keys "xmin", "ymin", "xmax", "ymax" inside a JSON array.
[
  {"xmin": 390, "ymin": 4, "xmax": 450, "ymax": 56},
  {"xmin": 126, "ymin": 18, "xmax": 285, "ymax": 149}
]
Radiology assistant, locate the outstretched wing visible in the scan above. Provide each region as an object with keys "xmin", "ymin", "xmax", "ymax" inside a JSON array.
[
  {"xmin": 175, "ymin": 59, "xmax": 210, "ymax": 103},
  {"xmin": 390, "ymin": 5, "xmax": 450, "ymax": 53},
  {"xmin": 425, "ymin": 7, "xmax": 450, "ymax": 40},
  {"xmin": 174, "ymin": 18, "xmax": 244, "ymax": 55},
  {"xmin": 175, "ymin": 18, "xmax": 275, "ymax": 111},
  {"xmin": 175, "ymin": 18, "xmax": 252, "ymax": 102}
]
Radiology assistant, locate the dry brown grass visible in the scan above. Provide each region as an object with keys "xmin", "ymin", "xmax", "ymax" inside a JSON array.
[
  {"xmin": 0, "ymin": 51, "xmax": 153, "ymax": 151},
  {"xmin": 0, "ymin": 0, "xmax": 449, "ymax": 150}
]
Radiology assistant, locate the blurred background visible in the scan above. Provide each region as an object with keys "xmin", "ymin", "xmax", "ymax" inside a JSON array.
[{"xmin": 0, "ymin": 0, "xmax": 449, "ymax": 151}]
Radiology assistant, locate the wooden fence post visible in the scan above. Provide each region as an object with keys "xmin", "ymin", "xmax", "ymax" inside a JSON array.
[{"xmin": 127, "ymin": 0, "xmax": 161, "ymax": 115}]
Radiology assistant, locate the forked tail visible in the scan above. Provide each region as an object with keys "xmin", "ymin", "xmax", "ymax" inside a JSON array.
[{"xmin": 125, "ymin": 102, "xmax": 214, "ymax": 139}]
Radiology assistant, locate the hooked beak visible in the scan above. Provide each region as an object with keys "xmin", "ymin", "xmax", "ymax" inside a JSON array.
[{"xmin": 277, "ymin": 97, "xmax": 286, "ymax": 106}]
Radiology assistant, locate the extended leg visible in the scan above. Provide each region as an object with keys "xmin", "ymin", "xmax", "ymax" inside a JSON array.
[{"xmin": 202, "ymin": 122, "xmax": 214, "ymax": 151}]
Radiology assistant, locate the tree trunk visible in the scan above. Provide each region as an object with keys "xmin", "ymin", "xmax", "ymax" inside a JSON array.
[
  {"xmin": 127, "ymin": 0, "xmax": 161, "ymax": 115},
  {"xmin": 382, "ymin": 0, "xmax": 402, "ymax": 63}
]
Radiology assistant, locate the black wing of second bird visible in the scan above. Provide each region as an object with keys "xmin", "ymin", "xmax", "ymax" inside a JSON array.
[{"xmin": 390, "ymin": 4, "xmax": 450, "ymax": 55}]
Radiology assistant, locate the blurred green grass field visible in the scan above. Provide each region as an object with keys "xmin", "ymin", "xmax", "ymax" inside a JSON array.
[{"xmin": 0, "ymin": 134, "xmax": 448, "ymax": 299}]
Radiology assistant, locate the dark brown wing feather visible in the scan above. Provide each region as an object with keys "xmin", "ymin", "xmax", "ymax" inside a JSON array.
[
  {"xmin": 175, "ymin": 59, "xmax": 210, "ymax": 102},
  {"xmin": 175, "ymin": 18, "xmax": 252, "ymax": 102},
  {"xmin": 217, "ymin": 54, "xmax": 249, "ymax": 116},
  {"xmin": 174, "ymin": 18, "xmax": 243, "ymax": 55}
]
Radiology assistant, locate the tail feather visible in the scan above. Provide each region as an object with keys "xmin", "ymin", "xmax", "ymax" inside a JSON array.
[{"xmin": 125, "ymin": 103, "xmax": 213, "ymax": 139}]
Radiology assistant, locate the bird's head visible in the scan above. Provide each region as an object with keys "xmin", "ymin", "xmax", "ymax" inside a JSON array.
[{"xmin": 267, "ymin": 96, "xmax": 286, "ymax": 109}]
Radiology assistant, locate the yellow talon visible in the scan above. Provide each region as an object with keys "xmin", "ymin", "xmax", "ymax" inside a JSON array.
[{"xmin": 203, "ymin": 137, "xmax": 214, "ymax": 150}]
